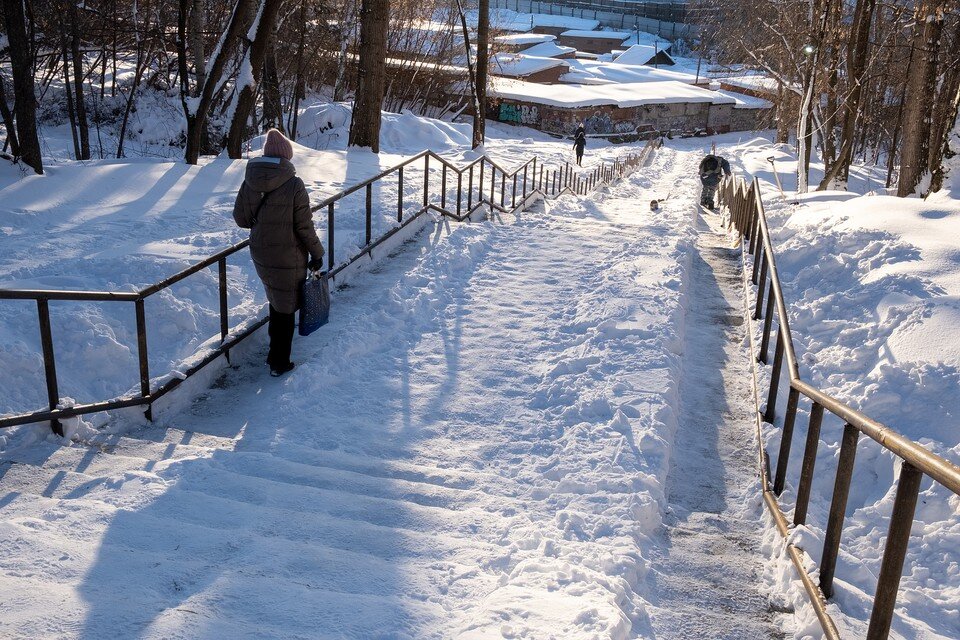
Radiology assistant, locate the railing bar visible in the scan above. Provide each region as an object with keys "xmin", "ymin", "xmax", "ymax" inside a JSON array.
[
  {"xmin": 365, "ymin": 183, "xmax": 372, "ymax": 246},
  {"xmin": 794, "ymin": 401, "xmax": 824, "ymax": 526},
  {"xmin": 398, "ymin": 166, "xmax": 404, "ymax": 223},
  {"xmin": 764, "ymin": 330, "xmax": 785, "ymax": 423},
  {"xmin": 759, "ymin": 282, "xmax": 775, "ymax": 363},
  {"xmin": 327, "ymin": 203, "xmax": 335, "ymax": 272},
  {"xmin": 423, "ymin": 155, "xmax": 429, "ymax": 209},
  {"xmin": 773, "ymin": 387, "xmax": 800, "ymax": 495},
  {"xmin": 134, "ymin": 298, "xmax": 151, "ymax": 415},
  {"xmin": 218, "ymin": 258, "xmax": 228, "ymax": 342},
  {"xmin": 865, "ymin": 462, "xmax": 923, "ymax": 640},
  {"xmin": 820, "ymin": 422, "xmax": 860, "ymax": 599},
  {"xmin": 36, "ymin": 299, "xmax": 63, "ymax": 436},
  {"xmin": 754, "ymin": 258, "xmax": 768, "ymax": 319}
]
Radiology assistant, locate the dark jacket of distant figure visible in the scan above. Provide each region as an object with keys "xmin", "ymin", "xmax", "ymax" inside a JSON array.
[
  {"xmin": 698, "ymin": 155, "xmax": 731, "ymax": 186},
  {"xmin": 574, "ymin": 128, "xmax": 586, "ymax": 151},
  {"xmin": 233, "ymin": 156, "xmax": 324, "ymax": 314}
]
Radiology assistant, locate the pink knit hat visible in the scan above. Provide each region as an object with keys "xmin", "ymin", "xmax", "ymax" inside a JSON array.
[{"xmin": 263, "ymin": 129, "xmax": 293, "ymax": 160}]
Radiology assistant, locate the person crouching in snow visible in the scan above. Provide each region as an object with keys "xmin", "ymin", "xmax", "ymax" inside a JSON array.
[
  {"xmin": 574, "ymin": 124, "xmax": 587, "ymax": 166},
  {"xmin": 698, "ymin": 153, "xmax": 731, "ymax": 210},
  {"xmin": 233, "ymin": 128, "xmax": 324, "ymax": 377}
]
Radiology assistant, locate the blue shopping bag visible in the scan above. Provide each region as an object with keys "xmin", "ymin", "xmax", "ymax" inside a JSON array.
[{"xmin": 299, "ymin": 271, "xmax": 330, "ymax": 336}]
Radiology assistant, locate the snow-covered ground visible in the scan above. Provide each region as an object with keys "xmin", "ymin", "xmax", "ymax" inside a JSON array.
[
  {"xmin": 0, "ymin": 140, "xmax": 773, "ymax": 638},
  {"xmin": 0, "ymin": 107, "xmax": 636, "ymax": 433},
  {"xmin": 721, "ymin": 134, "xmax": 960, "ymax": 639}
]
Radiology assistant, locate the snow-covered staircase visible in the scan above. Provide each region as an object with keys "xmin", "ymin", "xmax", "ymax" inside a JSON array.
[{"xmin": 0, "ymin": 147, "xmax": 786, "ymax": 639}]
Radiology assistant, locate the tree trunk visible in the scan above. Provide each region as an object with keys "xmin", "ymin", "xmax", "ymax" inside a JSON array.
[
  {"xmin": 818, "ymin": 0, "xmax": 876, "ymax": 190},
  {"xmin": 261, "ymin": 37, "xmax": 284, "ymax": 132},
  {"xmin": 61, "ymin": 36, "xmax": 82, "ymax": 159},
  {"xmin": 288, "ymin": 1, "xmax": 307, "ymax": 139},
  {"xmin": 348, "ymin": 0, "xmax": 389, "ymax": 152},
  {"xmin": 189, "ymin": 0, "xmax": 206, "ymax": 94},
  {"xmin": 0, "ymin": 76, "xmax": 20, "ymax": 156},
  {"xmin": 898, "ymin": 0, "xmax": 944, "ymax": 197},
  {"xmin": 473, "ymin": 0, "xmax": 489, "ymax": 149},
  {"xmin": 332, "ymin": 0, "xmax": 358, "ymax": 102},
  {"xmin": 226, "ymin": 0, "xmax": 284, "ymax": 158},
  {"xmin": 179, "ymin": 0, "xmax": 256, "ymax": 164},
  {"xmin": 2, "ymin": 0, "xmax": 43, "ymax": 173},
  {"xmin": 928, "ymin": 84, "xmax": 960, "ymax": 194},
  {"xmin": 69, "ymin": 0, "xmax": 90, "ymax": 159}
]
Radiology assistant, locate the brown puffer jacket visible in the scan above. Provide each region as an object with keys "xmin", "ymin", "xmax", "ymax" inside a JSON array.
[{"xmin": 233, "ymin": 157, "xmax": 324, "ymax": 314}]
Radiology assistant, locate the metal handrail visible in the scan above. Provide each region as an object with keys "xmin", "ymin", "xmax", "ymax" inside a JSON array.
[
  {"xmin": 721, "ymin": 174, "xmax": 960, "ymax": 640},
  {"xmin": 0, "ymin": 139, "xmax": 658, "ymax": 434}
]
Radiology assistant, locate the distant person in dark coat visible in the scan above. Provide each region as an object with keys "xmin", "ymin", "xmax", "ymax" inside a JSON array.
[
  {"xmin": 574, "ymin": 124, "xmax": 587, "ymax": 166},
  {"xmin": 698, "ymin": 153, "xmax": 731, "ymax": 210},
  {"xmin": 233, "ymin": 129, "xmax": 324, "ymax": 377}
]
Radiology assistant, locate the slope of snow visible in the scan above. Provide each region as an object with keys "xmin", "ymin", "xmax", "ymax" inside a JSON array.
[
  {"xmin": 0, "ymin": 105, "xmax": 636, "ymax": 435},
  {"xmin": 0, "ymin": 148, "xmax": 709, "ymax": 638},
  {"xmin": 717, "ymin": 134, "xmax": 960, "ymax": 639}
]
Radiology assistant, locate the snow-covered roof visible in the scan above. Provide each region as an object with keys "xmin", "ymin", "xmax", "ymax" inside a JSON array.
[
  {"xmin": 491, "ymin": 53, "xmax": 569, "ymax": 78},
  {"xmin": 520, "ymin": 41, "xmax": 576, "ymax": 58},
  {"xmin": 495, "ymin": 33, "xmax": 555, "ymax": 46},
  {"xmin": 614, "ymin": 44, "xmax": 673, "ymax": 66},
  {"xmin": 559, "ymin": 58, "xmax": 699, "ymax": 85},
  {"xmin": 712, "ymin": 89, "xmax": 774, "ymax": 110},
  {"xmin": 490, "ymin": 77, "xmax": 736, "ymax": 108},
  {"xmin": 560, "ymin": 29, "xmax": 631, "ymax": 40},
  {"xmin": 719, "ymin": 75, "xmax": 780, "ymax": 93},
  {"xmin": 619, "ymin": 30, "xmax": 672, "ymax": 49}
]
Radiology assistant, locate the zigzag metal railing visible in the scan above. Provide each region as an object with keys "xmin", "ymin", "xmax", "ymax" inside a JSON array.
[
  {"xmin": 0, "ymin": 139, "xmax": 659, "ymax": 435},
  {"xmin": 720, "ymin": 175, "xmax": 960, "ymax": 640}
]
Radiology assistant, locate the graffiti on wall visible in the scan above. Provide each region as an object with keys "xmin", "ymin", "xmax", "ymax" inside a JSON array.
[{"xmin": 498, "ymin": 102, "xmax": 540, "ymax": 126}]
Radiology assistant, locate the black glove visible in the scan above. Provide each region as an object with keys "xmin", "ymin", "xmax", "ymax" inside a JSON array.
[{"xmin": 308, "ymin": 257, "xmax": 324, "ymax": 271}]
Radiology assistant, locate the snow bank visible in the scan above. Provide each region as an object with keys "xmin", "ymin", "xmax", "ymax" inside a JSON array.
[
  {"xmin": 718, "ymin": 135, "xmax": 960, "ymax": 639},
  {"xmin": 0, "ymin": 102, "xmax": 624, "ymax": 446}
]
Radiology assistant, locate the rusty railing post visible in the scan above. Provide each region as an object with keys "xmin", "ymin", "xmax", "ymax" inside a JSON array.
[
  {"xmin": 764, "ymin": 331, "xmax": 785, "ymax": 422},
  {"xmin": 423, "ymin": 155, "xmax": 429, "ymax": 208},
  {"xmin": 218, "ymin": 257, "xmax": 228, "ymax": 343},
  {"xmin": 754, "ymin": 258, "xmax": 768, "ymax": 319},
  {"xmin": 820, "ymin": 422, "xmax": 860, "ymax": 599},
  {"xmin": 36, "ymin": 299, "xmax": 63, "ymax": 436},
  {"xmin": 327, "ymin": 203, "xmax": 335, "ymax": 271},
  {"xmin": 365, "ymin": 183, "xmax": 372, "ymax": 246},
  {"xmin": 135, "ymin": 297, "xmax": 152, "ymax": 420},
  {"xmin": 760, "ymin": 282, "xmax": 775, "ymax": 363},
  {"xmin": 773, "ymin": 387, "xmax": 801, "ymax": 494},
  {"xmin": 397, "ymin": 166, "xmax": 404, "ymax": 222},
  {"xmin": 441, "ymin": 163, "xmax": 448, "ymax": 209},
  {"xmin": 794, "ymin": 401, "xmax": 824, "ymax": 526},
  {"xmin": 467, "ymin": 165, "xmax": 474, "ymax": 210},
  {"xmin": 866, "ymin": 462, "xmax": 923, "ymax": 640}
]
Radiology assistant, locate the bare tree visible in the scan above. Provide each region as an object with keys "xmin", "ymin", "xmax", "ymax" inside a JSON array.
[
  {"xmin": 1, "ymin": 0, "xmax": 42, "ymax": 173},
  {"xmin": 178, "ymin": 0, "xmax": 256, "ymax": 164},
  {"xmin": 348, "ymin": 0, "xmax": 389, "ymax": 151},
  {"xmin": 225, "ymin": 0, "xmax": 283, "ymax": 158},
  {"xmin": 473, "ymin": 0, "xmax": 489, "ymax": 149},
  {"xmin": 898, "ymin": 0, "xmax": 946, "ymax": 196}
]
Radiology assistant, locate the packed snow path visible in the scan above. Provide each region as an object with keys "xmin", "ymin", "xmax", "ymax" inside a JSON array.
[
  {"xmin": 646, "ymin": 212, "xmax": 783, "ymax": 638},
  {"xmin": 0, "ymin": 148, "xmax": 782, "ymax": 638}
]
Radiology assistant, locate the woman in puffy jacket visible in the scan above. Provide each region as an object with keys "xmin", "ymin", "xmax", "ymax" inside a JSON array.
[{"xmin": 233, "ymin": 129, "xmax": 324, "ymax": 377}]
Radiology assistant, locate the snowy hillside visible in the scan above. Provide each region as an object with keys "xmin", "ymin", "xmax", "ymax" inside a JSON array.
[
  {"xmin": 727, "ymin": 135, "xmax": 960, "ymax": 639},
  {"xmin": 0, "ymin": 140, "xmax": 782, "ymax": 639},
  {"xmin": 0, "ymin": 108, "xmax": 629, "ymax": 433}
]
